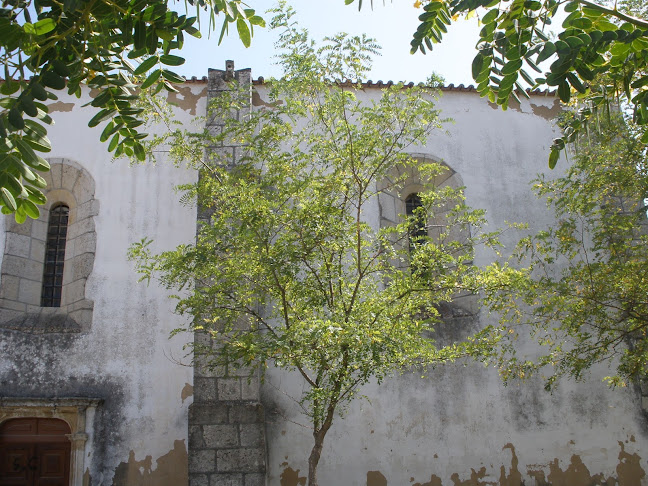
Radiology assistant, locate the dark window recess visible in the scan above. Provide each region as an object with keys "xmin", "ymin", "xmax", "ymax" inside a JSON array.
[
  {"xmin": 405, "ymin": 193, "xmax": 426, "ymax": 246},
  {"xmin": 41, "ymin": 205, "xmax": 69, "ymax": 307}
]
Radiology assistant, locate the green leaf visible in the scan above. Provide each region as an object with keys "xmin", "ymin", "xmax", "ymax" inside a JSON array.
[
  {"xmin": 33, "ymin": 18, "xmax": 56, "ymax": 35},
  {"xmin": 42, "ymin": 71, "xmax": 65, "ymax": 90},
  {"xmin": 0, "ymin": 80, "xmax": 21, "ymax": 96},
  {"xmin": 161, "ymin": 70, "xmax": 185, "ymax": 84},
  {"xmin": 548, "ymin": 147, "xmax": 560, "ymax": 169},
  {"xmin": 108, "ymin": 133, "xmax": 120, "ymax": 152},
  {"xmin": 22, "ymin": 199, "xmax": 39, "ymax": 219},
  {"xmin": 134, "ymin": 56, "xmax": 159, "ymax": 76},
  {"xmin": 88, "ymin": 109, "xmax": 117, "ymax": 128},
  {"xmin": 537, "ymin": 42, "xmax": 556, "ymax": 64},
  {"xmin": 1, "ymin": 187, "xmax": 17, "ymax": 211},
  {"xmin": 501, "ymin": 59, "xmax": 523, "ymax": 75},
  {"xmin": 237, "ymin": 18, "xmax": 251, "ymax": 48},
  {"xmin": 8, "ymin": 108, "xmax": 24, "ymax": 130},
  {"xmin": 141, "ymin": 69, "xmax": 162, "ymax": 90},
  {"xmin": 160, "ymin": 54, "xmax": 185, "ymax": 66},
  {"xmin": 558, "ymin": 81, "xmax": 571, "ymax": 102}
]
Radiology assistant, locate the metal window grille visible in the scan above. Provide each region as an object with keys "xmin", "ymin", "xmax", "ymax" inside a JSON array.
[
  {"xmin": 41, "ymin": 204, "xmax": 69, "ymax": 307},
  {"xmin": 405, "ymin": 193, "xmax": 426, "ymax": 245}
]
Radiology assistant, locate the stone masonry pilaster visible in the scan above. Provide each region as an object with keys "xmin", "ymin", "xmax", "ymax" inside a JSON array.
[{"xmin": 188, "ymin": 61, "xmax": 267, "ymax": 486}]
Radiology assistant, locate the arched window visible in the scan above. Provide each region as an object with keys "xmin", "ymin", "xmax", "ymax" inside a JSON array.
[
  {"xmin": 0, "ymin": 159, "xmax": 97, "ymax": 333},
  {"xmin": 41, "ymin": 204, "xmax": 70, "ymax": 307},
  {"xmin": 405, "ymin": 193, "xmax": 426, "ymax": 248}
]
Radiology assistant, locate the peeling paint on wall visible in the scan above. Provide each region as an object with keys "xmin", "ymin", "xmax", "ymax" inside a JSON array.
[
  {"xmin": 404, "ymin": 440, "xmax": 645, "ymax": 486},
  {"xmin": 167, "ymin": 87, "xmax": 206, "ymax": 115},
  {"xmin": 252, "ymin": 90, "xmax": 283, "ymax": 108},
  {"xmin": 48, "ymin": 101, "xmax": 75, "ymax": 112},
  {"xmin": 530, "ymin": 100, "xmax": 562, "ymax": 120},
  {"xmin": 279, "ymin": 463, "xmax": 306, "ymax": 486},
  {"xmin": 180, "ymin": 382, "xmax": 193, "ymax": 403},
  {"xmin": 367, "ymin": 470, "xmax": 388, "ymax": 486},
  {"xmin": 450, "ymin": 467, "xmax": 493, "ymax": 485},
  {"xmin": 412, "ymin": 474, "xmax": 443, "ymax": 486},
  {"xmin": 111, "ymin": 439, "xmax": 188, "ymax": 486}
]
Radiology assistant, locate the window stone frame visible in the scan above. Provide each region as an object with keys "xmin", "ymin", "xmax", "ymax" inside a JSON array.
[
  {"xmin": 0, "ymin": 159, "xmax": 98, "ymax": 333},
  {"xmin": 377, "ymin": 153, "xmax": 477, "ymax": 319}
]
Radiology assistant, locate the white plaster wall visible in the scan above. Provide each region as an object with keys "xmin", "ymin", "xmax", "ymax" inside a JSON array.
[
  {"xmin": 0, "ymin": 84, "xmax": 207, "ymax": 484},
  {"xmin": 256, "ymin": 85, "xmax": 648, "ymax": 485}
]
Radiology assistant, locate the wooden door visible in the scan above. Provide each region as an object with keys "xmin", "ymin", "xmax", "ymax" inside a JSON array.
[{"xmin": 0, "ymin": 419, "xmax": 70, "ymax": 486}]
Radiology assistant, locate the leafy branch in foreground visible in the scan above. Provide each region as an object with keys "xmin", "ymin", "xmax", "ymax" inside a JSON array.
[
  {"xmin": 482, "ymin": 114, "xmax": 648, "ymax": 389},
  {"xmin": 130, "ymin": 8, "xmax": 507, "ymax": 485},
  {"xmin": 0, "ymin": 0, "xmax": 264, "ymax": 222},
  {"xmin": 349, "ymin": 0, "xmax": 648, "ymax": 168}
]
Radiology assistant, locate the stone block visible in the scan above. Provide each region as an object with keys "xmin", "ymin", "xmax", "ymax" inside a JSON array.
[
  {"xmin": 189, "ymin": 449, "xmax": 217, "ymax": 474},
  {"xmin": 5, "ymin": 233, "xmax": 32, "ymax": 259},
  {"xmin": 67, "ymin": 216, "xmax": 95, "ymax": 241},
  {"xmin": 189, "ymin": 425, "xmax": 205, "ymax": 449},
  {"xmin": 194, "ymin": 377, "xmax": 218, "ymax": 401},
  {"xmin": 241, "ymin": 377, "xmax": 259, "ymax": 401},
  {"xmin": 189, "ymin": 403, "xmax": 229, "ymax": 425},
  {"xmin": 70, "ymin": 252, "xmax": 94, "ymax": 281},
  {"xmin": 243, "ymin": 473, "xmax": 266, "ymax": 486},
  {"xmin": 62, "ymin": 279, "xmax": 86, "ymax": 306},
  {"xmin": 239, "ymin": 424, "xmax": 264, "ymax": 448},
  {"xmin": 18, "ymin": 278, "xmax": 41, "ymax": 305},
  {"xmin": 49, "ymin": 163, "xmax": 63, "ymax": 189},
  {"xmin": 3, "ymin": 255, "xmax": 41, "ymax": 281},
  {"xmin": 209, "ymin": 473, "xmax": 244, "ymax": 486},
  {"xmin": 30, "ymin": 219, "xmax": 47, "ymax": 241},
  {"xmin": 643, "ymin": 396, "xmax": 648, "ymax": 413},
  {"xmin": 61, "ymin": 164, "xmax": 81, "ymax": 192},
  {"xmin": 7, "ymin": 218, "xmax": 32, "ymax": 236},
  {"xmin": 195, "ymin": 353, "xmax": 227, "ymax": 378},
  {"xmin": 75, "ymin": 199, "xmax": 100, "ymax": 221},
  {"xmin": 0, "ymin": 298, "xmax": 27, "ymax": 312},
  {"xmin": 216, "ymin": 448, "xmax": 265, "ymax": 473},
  {"xmin": 68, "ymin": 308, "xmax": 93, "ymax": 330},
  {"xmin": 203, "ymin": 424, "xmax": 239, "ymax": 448},
  {"xmin": 189, "ymin": 474, "xmax": 209, "ymax": 486},
  {"xmin": 72, "ymin": 235, "xmax": 96, "ymax": 259},
  {"xmin": 218, "ymin": 378, "xmax": 241, "ymax": 401},
  {"xmin": 229, "ymin": 403, "xmax": 264, "ymax": 424},
  {"xmin": 72, "ymin": 173, "xmax": 95, "ymax": 204},
  {"xmin": 30, "ymin": 239, "xmax": 45, "ymax": 262},
  {"xmin": 0, "ymin": 275, "xmax": 20, "ymax": 300}
]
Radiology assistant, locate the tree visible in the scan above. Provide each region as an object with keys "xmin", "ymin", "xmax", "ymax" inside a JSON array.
[
  {"xmin": 0, "ymin": 0, "xmax": 264, "ymax": 222},
  {"xmin": 482, "ymin": 114, "xmax": 648, "ymax": 389},
  {"xmin": 129, "ymin": 9, "xmax": 503, "ymax": 485},
  {"xmin": 348, "ymin": 0, "xmax": 648, "ymax": 168}
]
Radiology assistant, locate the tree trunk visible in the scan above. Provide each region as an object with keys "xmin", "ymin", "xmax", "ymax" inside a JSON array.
[{"xmin": 307, "ymin": 430, "xmax": 325, "ymax": 486}]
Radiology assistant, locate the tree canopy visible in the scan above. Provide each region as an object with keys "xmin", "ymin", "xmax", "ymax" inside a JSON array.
[
  {"xmin": 0, "ymin": 0, "xmax": 264, "ymax": 222},
  {"xmin": 483, "ymin": 115, "xmax": 648, "ymax": 389},
  {"xmin": 348, "ymin": 0, "xmax": 648, "ymax": 168},
  {"xmin": 130, "ymin": 9, "xmax": 504, "ymax": 485}
]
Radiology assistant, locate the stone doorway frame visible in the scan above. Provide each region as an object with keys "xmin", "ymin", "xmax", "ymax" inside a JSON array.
[{"xmin": 0, "ymin": 397, "xmax": 102, "ymax": 486}]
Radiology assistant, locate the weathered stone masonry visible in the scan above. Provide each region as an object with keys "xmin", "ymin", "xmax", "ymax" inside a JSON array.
[{"xmin": 188, "ymin": 62, "xmax": 267, "ymax": 486}]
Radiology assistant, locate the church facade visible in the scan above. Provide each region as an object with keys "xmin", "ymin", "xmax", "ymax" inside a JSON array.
[{"xmin": 0, "ymin": 64, "xmax": 646, "ymax": 486}]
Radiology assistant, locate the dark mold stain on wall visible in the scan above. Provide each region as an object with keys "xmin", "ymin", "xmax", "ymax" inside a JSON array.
[{"xmin": 0, "ymin": 330, "xmax": 129, "ymax": 483}]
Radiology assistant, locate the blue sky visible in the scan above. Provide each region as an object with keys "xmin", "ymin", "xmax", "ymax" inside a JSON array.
[{"xmin": 176, "ymin": 0, "xmax": 481, "ymax": 85}]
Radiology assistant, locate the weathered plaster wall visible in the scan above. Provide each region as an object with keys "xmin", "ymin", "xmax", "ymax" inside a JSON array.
[
  {"xmin": 252, "ymin": 85, "xmax": 648, "ymax": 485},
  {"xmin": 0, "ymin": 85, "xmax": 206, "ymax": 485}
]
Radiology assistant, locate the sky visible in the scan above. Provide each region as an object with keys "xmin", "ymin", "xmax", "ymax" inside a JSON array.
[{"xmin": 176, "ymin": 0, "xmax": 482, "ymax": 85}]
